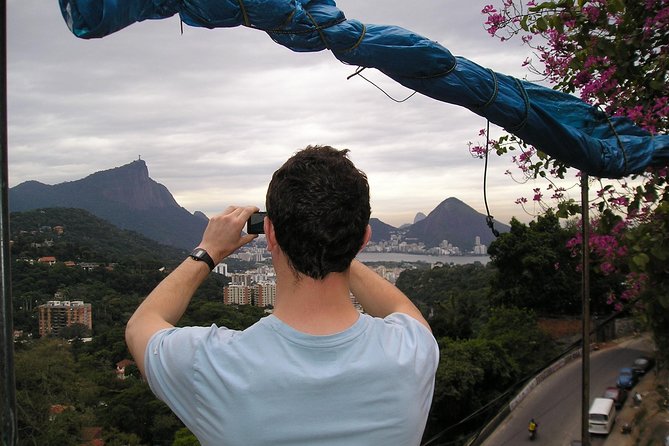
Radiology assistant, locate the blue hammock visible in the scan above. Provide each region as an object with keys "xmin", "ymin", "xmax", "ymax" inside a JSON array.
[{"xmin": 58, "ymin": 0, "xmax": 669, "ymax": 179}]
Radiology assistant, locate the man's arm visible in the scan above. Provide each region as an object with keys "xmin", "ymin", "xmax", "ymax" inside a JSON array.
[
  {"xmin": 349, "ymin": 259, "xmax": 431, "ymax": 332},
  {"xmin": 125, "ymin": 206, "xmax": 258, "ymax": 375}
]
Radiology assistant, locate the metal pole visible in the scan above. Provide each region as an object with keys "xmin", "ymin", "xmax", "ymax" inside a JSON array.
[
  {"xmin": 580, "ymin": 173, "xmax": 590, "ymax": 446},
  {"xmin": 0, "ymin": 0, "xmax": 17, "ymax": 443}
]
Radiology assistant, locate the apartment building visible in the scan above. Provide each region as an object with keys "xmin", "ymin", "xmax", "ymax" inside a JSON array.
[
  {"xmin": 224, "ymin": 285, "xmax": 252, "ymax": 305},
  {"xmin": 255, "ymin": 282, "xmax": 276, "ymax": 308},
  {"xmin": 38, "ymin": 300, "xmax": 92, "ymax": 337}
]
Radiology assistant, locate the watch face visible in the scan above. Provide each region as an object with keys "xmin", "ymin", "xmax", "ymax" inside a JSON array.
[
  {"xmin": 190, "ymin": 248, "xmax": 214, "ymax": 270},
  {"xmin": 192, "ymin": 248, "xmax": 205, "ymax": 258}
]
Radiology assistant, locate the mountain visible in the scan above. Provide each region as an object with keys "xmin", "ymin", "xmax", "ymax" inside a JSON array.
[
  {"xmin": 369, "ymin": 217, "xmax": 397, "ymax": 242},
  {"xmin": 9, "ymin": 160, "xmax": 508, "ymax": 252},
  {"xmin": 404, "ymin": 197, "xmax": 510, "ymax": 250},
  {"xmin": 9, "ymin": 207, "xmax": 186, "ymax": 264},
  {"xmin": 9, "ymin": 160, "xmax": 207, "ymax": 250},
  {"xmin": 413, "ymin": 212, "xmax": 427, "ymax": 224}
]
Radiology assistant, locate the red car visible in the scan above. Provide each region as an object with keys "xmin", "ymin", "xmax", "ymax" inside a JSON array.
[{"xmin": 603, "ymin": 386, "xmax": 627, "ymax": 409}]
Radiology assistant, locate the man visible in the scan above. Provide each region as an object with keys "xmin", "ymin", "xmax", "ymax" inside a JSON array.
[
  {"xmin": 126, "ymin": 145, "xmax": 439, "ymax": 446},
  {"xmin": 528, "ymin": 418, "xmax": 538, "ymax": 439}
]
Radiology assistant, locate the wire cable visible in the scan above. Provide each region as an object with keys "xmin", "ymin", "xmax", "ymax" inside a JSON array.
[
  {"xmin": 483, "ymin": 120, "xmax": 500, "ymax": 237},
  {"xmin": 347, "ymin": 67, "xmax": 418, "ymax": 103}
]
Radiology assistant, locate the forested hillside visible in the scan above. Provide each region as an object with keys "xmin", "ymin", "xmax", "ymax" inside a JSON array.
[
  {"xmin": 8, "ymin": 208, "xmax": 621, "ymax": 446},
  {"xmin": 395, "ymin": 262, "xmax": 560, "ymax": 443},
  {"xmin": 10, "ymin": 207, "xmax": 187, "ymax": 266},
  {"xmin": 9, "ymin": 208, "xmax": 264, "ymax": 445}
]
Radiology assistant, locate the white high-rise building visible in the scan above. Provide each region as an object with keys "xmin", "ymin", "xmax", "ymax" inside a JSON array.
[
  {"xmin": 224, "ymin": 285, "xmax": 251, "ymax": 305},
  {"xmin": 213, "ymin": 263, "xmax": 228, "ymax": 276},
  {"xmin": 255, "ymin": 282, "xmax": 277, "ymax": 307}
]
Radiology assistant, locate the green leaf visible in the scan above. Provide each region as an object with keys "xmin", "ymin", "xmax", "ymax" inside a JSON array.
[
  {"xmin": 650, "ymin": 80, "xmax": 665, "ymax": 91},
  {"xmin": 549, "ymin": 14, "xmax": 564, "ymax": 32},
  {"xmin": 632, "ymin": 253, "xmax": 650, "ymax": 269},
  {"xmin": 608, "ymin": 0, "xmax": 625, "ymax": 13},
  {"xmin": 534, "ymin": 2, "xmax": 557, "ymax": 10},
  {"xmin": 658, "ymin": 293, "xmax": 669, "ymax": 309},
  {"xmin": 651, "ymin": 246, "xmax": 668, "ymax": 261}
]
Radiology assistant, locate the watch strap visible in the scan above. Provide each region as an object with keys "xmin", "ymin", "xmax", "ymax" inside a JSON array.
[{"xmin": 189, "ymin": 248, "xmax": 216, "ymax": 271}]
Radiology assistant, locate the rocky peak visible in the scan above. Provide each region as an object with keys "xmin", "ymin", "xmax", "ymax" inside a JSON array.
[{"xmin": 79, "ymin": 160, "xmax": 179, "ymax": 210}]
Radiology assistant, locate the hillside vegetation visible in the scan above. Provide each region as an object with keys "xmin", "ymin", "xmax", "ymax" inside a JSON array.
[{"xmin": 8, "ymin": 208, "xmax": 623, "ymax": 446}]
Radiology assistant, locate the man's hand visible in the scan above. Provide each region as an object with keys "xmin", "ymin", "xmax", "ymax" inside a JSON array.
[{"xmin": 199, "ymin": 206, "xmax": 260, "ymax": 263}]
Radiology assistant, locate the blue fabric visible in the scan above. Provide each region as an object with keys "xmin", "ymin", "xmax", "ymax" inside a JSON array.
[
  {"xmin": 144, "ymin": 313, "xmax": 438, "ymax": 446},
  {"xmin": 58, "ymin": 0, "xmax": 669, "ymax": 178}
]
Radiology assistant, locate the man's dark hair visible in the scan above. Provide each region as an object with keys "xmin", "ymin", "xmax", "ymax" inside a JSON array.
[{"xmin": 266, "ymin": 145, "xmax": 371, "ymax": 279}]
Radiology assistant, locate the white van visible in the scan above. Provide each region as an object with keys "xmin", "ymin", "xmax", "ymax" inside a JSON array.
[{"xmin": 588, "ymin": 397, "xmax": 616, "ymax": 434}]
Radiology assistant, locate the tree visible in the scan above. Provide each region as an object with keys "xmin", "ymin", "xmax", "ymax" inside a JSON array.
[
  {"xmin": 395, "ymin": 263, "xmax": 493, "ymax": 305},
  {"xmin": 99, "ymin": 378, "xmax": 180, "ymax": 444},
  {"xmin": 428, "ymin": 338, "xmax": 518, "ymax": 440},
  {"xmin": 395, "ymin": 263, "xmax": 494, "ymax": 339},
  {"xmin": 428, "ymin": 289, "xmax": 488, "ymax": 340},
  {"xmin": 487, "ymin": 211, "xmax": 582, "ymax": 314},
  {"xmin": 15, "ymin": 339, "xmax": 94, "ymax": 446},
  {"xmin": 623, "ymin": 201, "xmax": 669, "ymax": 363},
  {"xmin": 484, "ymin": 0, "xmax": 667, "ymax": 133},
  {"xmin": 102, "ymin": 428, "xmax": 143, "ymax": 446},
  {"xmin": 477, "ymin": 306, "xmax": 557, "ymax": 376},
  {"xmin": 481, "ymin": 0, "xmax": 668, "ymax": 357},
  {"xmin": 173, "ymin": 428, "xmax": 201, "ymax": 446},
  {"xmin": 58, "ymin": 323, "xmax": 92, "ymax": 340},
  {"xmin": 180, "ymin": 299, "xmax": 265, "ymax": 329}
]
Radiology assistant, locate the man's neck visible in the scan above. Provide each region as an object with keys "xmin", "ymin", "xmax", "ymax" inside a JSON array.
[{"xmin": 272, "ymin": 269, "xmax": 360, "ymax": 335}]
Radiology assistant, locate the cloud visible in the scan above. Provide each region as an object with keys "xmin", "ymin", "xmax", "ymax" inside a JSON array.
[{"xmin": 8, "ymin": 0, "xmax": 559, "ymax": 227}]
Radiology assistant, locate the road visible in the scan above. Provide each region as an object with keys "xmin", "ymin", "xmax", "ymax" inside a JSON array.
[{"xmin": 481, "ymin": 336, "xmax": 654, "ymax": 446}]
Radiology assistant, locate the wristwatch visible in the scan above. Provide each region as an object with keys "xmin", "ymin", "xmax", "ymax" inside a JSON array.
[{"xmin": 189, "ymin": 248, "xmax": 216, "ymax": 271}]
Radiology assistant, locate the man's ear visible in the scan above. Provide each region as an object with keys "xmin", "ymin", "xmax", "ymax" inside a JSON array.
[
  {"xmin": 359, "ymin": 224, "xmax": 372, "ymax": 252},
  {"xmin": 264, "ymin": 217, "xmax": 277, "ymax": 251}
]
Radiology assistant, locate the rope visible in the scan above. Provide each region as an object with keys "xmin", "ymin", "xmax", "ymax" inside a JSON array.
[
  {"xmin": 598, "ymin": 105, "xmax": 629, "ymax": 175},
  {"xmin": 483, "ymin": 119, "xmax": 500, "ymax": 238},
  {"xmin": 473, "ymin": 69, "xmax": 499, "ymax": 112},
  {"xmin": 236, "ymin": 0, "xmax": 251, "ymax": 27},
  {"xmin": 267, "ymin": 16, "xmax": 347, "ymax": 35},
  {"xmin": 505, "ymin": 78, "xmax": 530, "ymax": 133},
  {"xmin": 305, "ymin": 10, "xmax": 329, "ymax": 49},
  {"xmin": 341, "ymin": 23, "xmax": 366, "ymax": 52},
  {"xmin": 347, "ymin": 67, "xmax": 418, "ymax": 103}
]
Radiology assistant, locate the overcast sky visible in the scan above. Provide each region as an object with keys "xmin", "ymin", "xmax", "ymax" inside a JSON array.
[{"xmin": 8, "ymin": 0, "xmax": 569, "ymax": 227}]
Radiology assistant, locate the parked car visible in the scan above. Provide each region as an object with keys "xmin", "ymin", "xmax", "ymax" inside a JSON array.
[
  {"xmin": 616, "ymin": 367, "xmax": 637, "ymax": 389},
  {"xmin": 632, "ymin": 356, "xmax": 654, "ymax": 376},
  {"xmin": 603, "ymin": 386, "xmax": 627, "ymax": 409}
]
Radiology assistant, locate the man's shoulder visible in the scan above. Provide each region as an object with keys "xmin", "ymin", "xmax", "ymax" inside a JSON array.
[
  {"xmin": 380, "ymin": 312, "xmax": 434, "ymax": 334},
  {"xmin": 150, "ymin": 322, "xmax": 249, "ymax": 348},
  {"xmin": 357, "ymin": 313, "xmax": 439, "ymax": 378},
  {"xmin": 374, "ymin": 313, "xmax": 439, "ymax": 356}
]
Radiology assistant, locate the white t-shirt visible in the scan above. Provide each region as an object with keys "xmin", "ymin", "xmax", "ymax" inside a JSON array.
[{"xmin": 145, "ymin": 312, "xmax": 439, "ymax": 446}]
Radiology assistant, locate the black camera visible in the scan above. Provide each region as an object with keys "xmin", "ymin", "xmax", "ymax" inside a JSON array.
[{"xmin": 246, "ymin": 211, "xmax": 266, "ymax": 234}]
